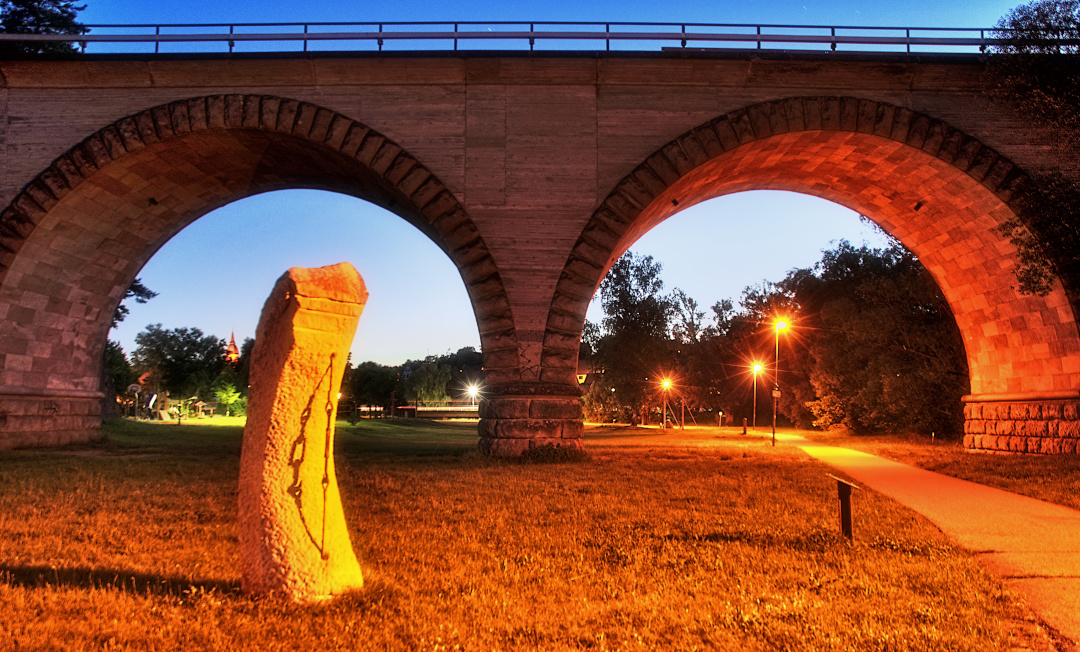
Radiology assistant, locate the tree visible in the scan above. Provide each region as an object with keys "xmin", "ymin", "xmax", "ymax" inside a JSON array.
[
  {"xmin": 443, "ymin": 346, "xmax": 484, "ymax": 400},
  {"xmin": 988, "ymin": 1, "xmax": 1080, "ymax": 300},
  {"xmin": 350, "ymin": 361, "xmax": 400, "ymax": 409},
  {"xmin": 111, "ymin": 279, "xmax": 158, "ymax": 329},
  {"xmin": 131, "ymin": 324, "xmax": 226, "ymax": 400},
  {"xmin": 591, "ymin": 252, "xmax": 675, "ymax": 423},
  {"xmin": 989, "ymin": 0, "xmax": 1080, "ymax": 145},
  {"xmin": 0, "ymin": 0, "xmax": 87, "ymax": 55},
  {"xmin": 100, "ymin": 339, "xmax": 132, "ymax": 419},
  {"xmin": 402, "ymin": 359, "xmax": 451, "ymax": 406},
  {"xmin": 211, "ymin": 376, "xmax": 243, "ymax": 416},
  {"xmin": 782, "ymin": 242, "xmax": 969, "ymax": 435}
]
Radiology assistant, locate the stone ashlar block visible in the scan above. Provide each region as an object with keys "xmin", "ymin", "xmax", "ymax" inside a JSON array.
[
  {"xmin": 1062, "ymin": 439, "xmax": 1078, "ymax": 455},
  {"xmin": 1060, "ymin": 421, "xmax": 1080, "ymax": 439},
  {"xmin": 1008, "ymin": 436, "xmax": 1027, "ymax": 453},
  {"xmin": 477, "ymin": 419, "xmax": 497, "ymax": 439},
  {"xmin": 540, "ymin": 347, "xmax": 578, "ymax": 370},
  {"xmin": 480, "ymin": 398, "xmax": 530, "ymax": 420},
  {"xmin": 494, "ymin": 418, "xmax": 567, "ymax": 440},
  {"xmin": 1044, "ymin": 403, "xmax": 1064, "ymax": 420},
  {"xmin": 480, "ymin": 437, "xmax": 582, "ymax": 457},
  {"xmin": 529, "ymin": 398, "xmax": 583, "ymax": 420},
  {"xmin": 561, "ymin": 420, "xmax": 584, "ymax": 440},
  {"xmin": 1065, "ymin": 403, "xmax": 1080, "ymax": 421},
  {"xmin": 541, "ymin": 368, "xmax": 579, "ymax": 385}
]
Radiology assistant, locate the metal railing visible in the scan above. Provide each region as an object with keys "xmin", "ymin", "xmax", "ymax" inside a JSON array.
[{"xmin": 0, "ymin": 21, "xmax": 1038, "ymax": 55}]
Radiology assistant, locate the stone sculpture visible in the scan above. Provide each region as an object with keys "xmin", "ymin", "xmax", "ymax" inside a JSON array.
[{"xmin": 238, "ymin": 263, "xmax": 367, "ymax": 602}]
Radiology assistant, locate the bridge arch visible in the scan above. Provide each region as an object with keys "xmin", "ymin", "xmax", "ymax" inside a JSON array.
[
  {"xmin": 0, "ymin": 94, "xmax": 516, "ymax": 448},
  {"xmin": 543, "ymin": 96, "xmax": 1080, "ymax": 454}
]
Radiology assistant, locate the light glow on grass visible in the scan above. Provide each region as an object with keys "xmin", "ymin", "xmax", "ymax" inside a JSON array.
[{"xmin": 0, "ymin": 420, "xmax": 1057, "ymax": 650}]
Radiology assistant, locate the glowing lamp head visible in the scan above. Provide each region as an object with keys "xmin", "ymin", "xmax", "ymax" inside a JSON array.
[
  {"xmin": 753, "ymin": 363, "xmax": 763, "ymax": 374},
  {"xmin": 467, "ymin": 384, "xmax": 480, "ymax": 399},
  {"xmin": 661, "ymin": 378, "xmax": 672, "ymax": 389},
  {"xmin": 775, "ymin": 320, "xmax": 788, "ymax": 332}
]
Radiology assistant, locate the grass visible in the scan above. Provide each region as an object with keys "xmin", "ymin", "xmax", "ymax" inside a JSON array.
[
  {"xmin": 803, "ymin": 429, "xmax": 1080, "ymax": 512},
  {"xmin": 0, "ymin": 419, "xmax": 1059, "ymax": 651}
]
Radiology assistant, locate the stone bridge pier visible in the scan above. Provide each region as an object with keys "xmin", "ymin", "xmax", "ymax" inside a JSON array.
[{"xmin": 2, "ymin": 53, "xmax": 1080, "ymax": 454}]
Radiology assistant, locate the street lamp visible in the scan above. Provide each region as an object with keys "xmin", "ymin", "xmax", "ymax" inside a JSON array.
[
  {"xmin": 751, "ymin": 362, "xmax": 763, "ymax": 430},
  {"xmin": 467, "ymin": 383, "xmax": 480, "ymax": 406},
  {"xmin": 772, "ymin": 319, "xmax": 789, "ymax": 446},
  {"xmin": 661, "ymin": 378, "xmax": 672, "ymax": 429}
]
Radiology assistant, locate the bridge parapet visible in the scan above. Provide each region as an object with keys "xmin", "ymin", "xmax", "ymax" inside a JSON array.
[{"xmin": 0, "ymin": 21, "xmax": 1021, "ymax": 56}]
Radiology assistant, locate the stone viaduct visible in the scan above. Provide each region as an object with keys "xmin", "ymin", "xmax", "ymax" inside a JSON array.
[{"xmin": 1, "ymin": 50, "xmax": 1078, "ymax": 455}]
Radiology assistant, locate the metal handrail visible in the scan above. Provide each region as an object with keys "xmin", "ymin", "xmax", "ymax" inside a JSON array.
[{"xmin": 0, "ymin": 21, "xmax": 1066, "ymax": 54}]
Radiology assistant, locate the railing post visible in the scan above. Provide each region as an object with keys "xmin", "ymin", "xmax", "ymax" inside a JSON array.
[
  {"xmin": 454, "ymin": 22, "xmax": 458, "ymax": 51},
  {"xmin": 229, "ymin": 24, "xmax": 234, "ymax": 53},
  {"xmin": 378, "ymin": 23, "xmax": 383, "ymax": 51},
  {"xmin": 530, "ymin": 22, "xmax": 534, "ymax": 51},
  {"xmin": 303, "ymin": 24, "xmax": 308, "ymax": 52},
  {"xmin": 681, "ymin": 23, "xmax": 686, "ymax": 48},
  {"xmin": 606, "ymin": 23, "xmax": 610, "ymax": 51},
  {"xmin": 830, "ymin": 26, "xmax": 836, "ymax": 51},
  {"xmin": 906, "ymin": 28, "xmax": 911, "ymax": 53},
  {"xmin": 757, "ymin": 25, "xmax": 761, "ymax": 49}
]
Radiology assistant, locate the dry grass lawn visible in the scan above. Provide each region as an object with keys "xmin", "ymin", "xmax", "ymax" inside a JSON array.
[{"xmin": 0, "ymin": 420, "xmax": 1059, "ymax": 651}]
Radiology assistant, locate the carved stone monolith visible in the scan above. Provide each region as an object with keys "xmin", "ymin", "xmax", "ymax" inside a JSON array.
[{"xmin": 238, "ymin": 263, "xmax": 367, "ymax": 602}]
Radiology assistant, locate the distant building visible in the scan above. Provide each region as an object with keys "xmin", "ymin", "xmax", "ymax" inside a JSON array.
[{"xmin": 225, "ymin": 331, "xmax": 240, "ymax": 364}]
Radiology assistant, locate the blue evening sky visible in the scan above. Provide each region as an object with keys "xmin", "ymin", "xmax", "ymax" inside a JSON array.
[{"xmin": 95, "ymin": 0, "xmax": 1019, "ymax": 364}]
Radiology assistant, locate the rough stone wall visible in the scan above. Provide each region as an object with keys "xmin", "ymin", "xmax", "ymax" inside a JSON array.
[
  {"xmin": 964, "ymin": 401, "xmax": 1080, "ymax": 454},
  {"xmin": 0, "ymin": 392, "xmax": 99, "ymax": 449},
  {"xmin": 477, "ymin": 382, "xmax": 584, "ymax": 456}
]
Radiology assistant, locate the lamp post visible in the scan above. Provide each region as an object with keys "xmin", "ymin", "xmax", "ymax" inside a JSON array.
[
  {"xmin": 751, "ymin": 362, "xmax": 762, "ymax": 430},
  {"xmin": 772, "ymin": 319, "xmax": 788, "ymax": 446},
  {"xmin": 661, "ymin": 378, "xmax": 672, "ymax": 429}
]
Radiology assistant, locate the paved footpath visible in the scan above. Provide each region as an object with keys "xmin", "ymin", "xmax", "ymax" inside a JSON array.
[{"xmin": 775, "ymin": 432, "xmax": 1080, "ymax": 646}]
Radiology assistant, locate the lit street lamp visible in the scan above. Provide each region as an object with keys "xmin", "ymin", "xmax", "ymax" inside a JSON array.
[
  {"xmin": 661, "ymin": 378, "xmax": 672, "ymax": 429},
  {"xmin": 467, "ymin": 383, "xmax": 480, "ymax": 406},
  {"xmin": 751, "ymin": 362, "xmax": 763, "ymax": 430},
  {"xmin": 772, "ymin": 319, "xmax": 789, "ymax": 446}
]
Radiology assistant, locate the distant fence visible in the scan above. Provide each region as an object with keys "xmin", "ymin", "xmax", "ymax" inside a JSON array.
[
  {"xmin": 343, "ymin": 403, "xmax": 478, "ymax": 420},
  {"xmin": 0, "ymin": 21, "xmax": 1061, "ymax": 56}
]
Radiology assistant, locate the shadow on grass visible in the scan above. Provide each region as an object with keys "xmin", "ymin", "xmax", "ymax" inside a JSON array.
[{"xmin": 0, "ymin": 564, "xmax": 238, "ymax": 597}]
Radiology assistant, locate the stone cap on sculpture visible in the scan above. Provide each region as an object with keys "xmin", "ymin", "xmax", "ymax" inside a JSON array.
[{"xmin": 284, "ymin": 263, "xmax": 368, "ymax": 305}]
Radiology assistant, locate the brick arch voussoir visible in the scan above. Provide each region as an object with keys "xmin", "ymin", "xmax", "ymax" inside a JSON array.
[
  {"xmin": 0, "ymin": 93, "xmax": 519, "ymax": 365},
  {"xmin": 541, "ymin": 95, "xmax": 1032, "ymax": 376}
]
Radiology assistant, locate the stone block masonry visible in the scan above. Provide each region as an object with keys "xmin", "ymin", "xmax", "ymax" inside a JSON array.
[
  {"xmin": 964, "ymin": 399, "xmax": 1080, "ymax": 454},
  {"xmin": 1, "ymin": 52, "xmax": 1078, "ymax": 454}
]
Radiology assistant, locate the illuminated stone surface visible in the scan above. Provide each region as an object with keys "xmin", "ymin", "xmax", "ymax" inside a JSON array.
[
  {"xmin": 238, "ymin": 263, "xmax": 366, "ymax": 602},
  {"xmin": 0, "ymin": 55, "xmax": 1078, "ymax": 454}
]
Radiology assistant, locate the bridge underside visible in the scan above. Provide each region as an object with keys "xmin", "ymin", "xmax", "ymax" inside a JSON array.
[{"xmin": 0, "ymin": 57, "xmax": 1077, "ymax": 454}]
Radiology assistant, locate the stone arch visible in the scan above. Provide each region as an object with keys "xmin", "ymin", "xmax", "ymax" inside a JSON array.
[
  {"xmin": 0, "ymin": 94, "xmax": 516, "ymax": 448},
  {"xmin": 544, "ymin": 96, "xmax": 1080, "ymax": 453}
]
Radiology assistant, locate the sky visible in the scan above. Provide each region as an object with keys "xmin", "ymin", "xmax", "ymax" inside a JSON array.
[{"xmin": 95, "ymin": 0, "xmax": 1022, "ymax": 365}]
